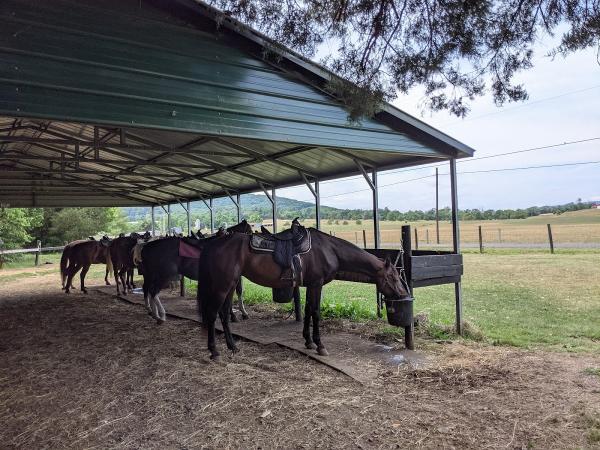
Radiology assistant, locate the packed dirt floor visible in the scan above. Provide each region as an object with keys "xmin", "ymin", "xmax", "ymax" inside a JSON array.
[{"xmin": 1, "ymin": 272, "xmax": 599, "ymax": 449}]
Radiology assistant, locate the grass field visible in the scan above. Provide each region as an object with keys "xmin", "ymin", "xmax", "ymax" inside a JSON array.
[
  {"xmin": 189, "ymin": 248, "xmax": 600, "ymax": 353},
  {"xmin": 292, "ymin": 208, "xmax": 600, "ymax": 247}
]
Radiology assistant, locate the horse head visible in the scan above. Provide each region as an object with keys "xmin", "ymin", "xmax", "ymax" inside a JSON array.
[
  {"xmin": 376, "ymin": 258, "xmax": 411, "ymax": 300},
  {"xmin": 142, "ymin": 231, "xmax": 152, "ymax": 241}
]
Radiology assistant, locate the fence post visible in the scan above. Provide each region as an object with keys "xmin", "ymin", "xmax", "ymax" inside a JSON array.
[
  {"xmin": 414, "ymin": 228, "xmax": 419, "ymax": 250},
  {"xmin": 426, "ymin": 228, "xmax": 430, "ymax": 245},
  {"xmin": 35, "ymin": 240, "xmax": 41, "ymax": 266},
  {"xmin": 478, "ymin": 226, "xmax": 483, "ymax": 253},
  {"xmin": 498, "ymin": 228, "xmax": 502, "ymax": 243},
  {"xmin": 355, "ymin": 231, "xmax": 358, "ymax": 245},
  {"xmin": 362, "ymin": 229, "xmax": 367, "ymax": 248},
  {"xmin": 547, "ymin": 224, "xmax": 554, "ymax": 254}
]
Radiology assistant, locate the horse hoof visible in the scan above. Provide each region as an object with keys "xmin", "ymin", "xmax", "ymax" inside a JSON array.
[
  {"xmin": 210, "ymin": 354, "xmax": 221, "ymax": 362},
  {"xmin": 82, "ymin": 290, "xmax": 88, "ymax": 294},
  {"xmin": 305, "ymin": 342, "xmax": 317, "ymax": 350},
  {"xmin": 241, "ymin": 314, "xmax": 249, "ymax": 320},
  {"xmin": 230, "ymin": 346, "xmax": 239, "ymax": 355},
  {"xmin": 317, "ymin": 347, "xmax": 329, "ymax": 356},
  {"xmin": 156, "ymin": 319, "xmax": 165, "ymax": 325},
  {"xmin": 230, "ymin": 314, "xmax": 238, "ymax": 323}
]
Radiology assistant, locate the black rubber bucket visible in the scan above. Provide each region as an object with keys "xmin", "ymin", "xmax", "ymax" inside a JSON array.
[
  {"xmin": 384, "ymin": 297, "xmax": 414, "ymax": 327},
  {"xmin": 272, "ymin": 287, "xmax": 294, "ymax": 303}
]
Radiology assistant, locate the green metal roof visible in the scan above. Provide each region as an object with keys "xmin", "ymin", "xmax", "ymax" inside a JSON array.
[{"xmin": 0, "ymin": 0, "xmax": 474, "ymax": 207}]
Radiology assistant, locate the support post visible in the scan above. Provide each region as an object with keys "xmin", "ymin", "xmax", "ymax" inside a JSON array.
[
  {"xmin": 209, "ymin": 198, "xmax": 214, "ymax": 233},
  {"xmin": 301, "ymin": 173, "xmax": 320, "ymax": 230},
  {"xmin": 478, "ymin": 225, "xmax": 483, "ymax": 253},
  {"xmin": 356, "ymin": 161, "xmax": 379, "ymax": 248},
  {"xmin": 151, "ymin": 206, "xmax": 155, "ymax": 236},
  {"xmin": 401, "ymin": 225, "xmax": 415, "ymax": 350},
  {"xmin": 35, "ymin": 240, "xmax": 41, "ymax": 266},
  {"xmin": 236, "ymin": 193, "xmax": 241, "ymax": 223},
  {"xmin": 436, "ymin": 167, "xmax": 440, "ymax": 244},
  {"xmin": 167, "ymin": 204, "xmax": 171, "ymax": 235},
  {"xmin": 547, "ymin": 224, "xmax": 554, "ymax": 254},
  {"xmin": 201, "ymin": 198, "xmax": 214, "ymax": 233},
  {"xmin": 414, "ymin": 228, "xmax": 419, "ymax": 250},
  {"xmin": 450, "ymin": 158, "xmax": 463, "ymax": 335},
  {"xmin": 362, "ymin": 229, "xmax": 367, "ymax": 248},
  {"xmin": 372, "ymin": 169, "xmax": 380, "ymax": 249},
  {"xmin": 272, "ymin": 188, "xmax": 277, "ymax": 232},
  {"xmin": 186, "ymin": 201, "xmax": 191, "ymax": 235}
]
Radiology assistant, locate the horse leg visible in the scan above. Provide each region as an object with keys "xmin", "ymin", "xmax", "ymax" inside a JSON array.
[
  {"xmin": 143, "ymin": 279, "xmax": 152, "ymax": 315},
  {"xmin": 293, "ymin": 286, "xmax": 302, "ymax": 322},
  {"xmin": 65, "ymin": 264, "xmax": 81, "ymax": 294},
  {"xmin": 219, "ymin": 289, "xmax": 238, "ymax": 354},
  {"xmin": 114, "ymin": 265, "xmax": 121, "ymax": 295},
  {"xmin": 129, "ymin": 268, "xmax": 136, "ymax": 289},
  {"xmin": 154, "ymin": 294, "xmax": 166, "ymax": 323},
  {"xmin": 205, "ymin": 307, "xmax": 220, "ymax": 361},
  {"xmin": 80, "ymin": 264, "xmax": 91, "ymax": 294},
  {"xmin": 236, "ymin": 278, "xmax": 249, "ymax": 320},
  {"xmin": 104, "ymin": 266, "xmax": 111, "ymax": 286},
  {"xmin": 308, "ymin": 285, "xmax": 328, "ymax": 356},
  {"xmin": 303, "ymin": 298, "xmax": 316, "ymax": 349},
  {"xmin": 119, "ymin": 268, "xmax": 128, "ymax": 295}
]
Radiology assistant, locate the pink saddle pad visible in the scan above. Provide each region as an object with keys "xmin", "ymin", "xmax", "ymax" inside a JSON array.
[{"xmin": 179, "ymin": 240, "xmax": 201, "ymax": 259}]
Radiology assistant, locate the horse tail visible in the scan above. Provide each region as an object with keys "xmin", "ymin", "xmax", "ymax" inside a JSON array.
[
  {"xmin": 106, "ymin": 248, "xmax": 114, "ymax": 277},
  {"xmin": 60, "ymin": 246, "xmax": 70, "ymax": 288}
]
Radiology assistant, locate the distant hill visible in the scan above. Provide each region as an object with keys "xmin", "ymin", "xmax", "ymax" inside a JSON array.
[{"xmin": 121, "ymin": 196, "xmax": 597, "ymax": 227}]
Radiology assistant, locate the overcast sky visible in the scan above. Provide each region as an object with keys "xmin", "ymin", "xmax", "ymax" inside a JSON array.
[{"xmin": 275, "ymin": 38, "xmax": 600, "ymax": 212}]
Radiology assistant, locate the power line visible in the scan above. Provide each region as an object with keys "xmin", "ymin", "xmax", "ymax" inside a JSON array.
[
  {"xmin": 320, "ymin": 136, "xmax": 600, "ymax": 186},
  {"xmin": 320, "ymin": 160, "xmax": 600, "ymax": 198}
]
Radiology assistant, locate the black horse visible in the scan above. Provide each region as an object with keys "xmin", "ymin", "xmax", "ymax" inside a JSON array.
[
  {"xmin": 139, "ymin": 221, "xmax": 252, "ymax": 323},
  {"xmin": 197, "ymin": 225, "xmax": 411, "ymax": 360}
]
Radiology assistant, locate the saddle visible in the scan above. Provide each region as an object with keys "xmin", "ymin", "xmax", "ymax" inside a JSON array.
[{"xmin": 250, "ymin": 219, "xmax": 311, "ymax": 286}]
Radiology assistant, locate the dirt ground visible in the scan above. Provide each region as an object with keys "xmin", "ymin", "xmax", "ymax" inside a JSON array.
[{"xmin": 1, "ymin": 272, "xmax": 599, "ymax": 449}]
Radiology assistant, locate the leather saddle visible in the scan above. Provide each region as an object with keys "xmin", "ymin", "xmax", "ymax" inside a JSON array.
[{"xmin": 250, "ymin": 219, "xmax": 311, "ymax": 285}]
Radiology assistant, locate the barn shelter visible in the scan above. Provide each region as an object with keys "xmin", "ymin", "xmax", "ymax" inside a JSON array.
[{"xmin": 0, "ymin": 0, "xmax": 473, "ymax": 333}]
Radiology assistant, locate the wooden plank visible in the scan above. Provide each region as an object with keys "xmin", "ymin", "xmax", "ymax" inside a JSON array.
[
  {"xmin": 411, "ymin": 254, "xmax": 462, "ymax": 268},
  {"xmin": 413, "ymin": 276, "xmax": 461, "ymax": 288},
  {"xmin": 412, "ymin": 265, "xmax": 463, "ymax": 281}
]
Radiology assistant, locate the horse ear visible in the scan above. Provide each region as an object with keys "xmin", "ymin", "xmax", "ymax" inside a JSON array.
[{"xmin": 384, "ymin": 257, "xmax": 392, "ymax": 268}]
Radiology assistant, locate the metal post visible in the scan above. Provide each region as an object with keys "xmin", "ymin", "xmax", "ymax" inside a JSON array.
[
  {"xmin": 547, "ymin": 224, "xmax": 554, "ymax": 254},
  {"xmin": 372, "ymin": 169, "xmax": 380, "ymax": 249},
  {"xmin": 35, "ymin": 240, "xmax": 41, "ymax": 266},
  {"xmin": 436, "ymin": 167, "xmax": 440, "ymax": 244},
  {"xmin": 478, "ymin": 225, "xmax": 483, "ymax": 253},
  {"xmin": 272, "ymin": 188, "xmax": 277, "ymax": 233},
  {"xmin": 151, "ymin": 206, "xmax": 155, "ymax": 236},
  {"xmin": 186, "ymin": 201, "xmax": 191, "ymax": 235},
  {"xmin": 236, "ymin": 193, "xmax": 241, "ymax": 223},
  {"xmin": 315, "ymin": 179, "xmax": 321, "ymax": 230},
  {"xmin": 450, "ymin": 158, "xmax": 463, "ymax": 335},
  {"xmin": 209, "ymin": 198, "xmax": 214, "ymax": 233},
  {"xmin": 167, "ymin": 204, "xmax": 171, "ymax": 235}
]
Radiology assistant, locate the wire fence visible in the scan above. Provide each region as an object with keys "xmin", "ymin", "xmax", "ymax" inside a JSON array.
[{"xmin": 328, "ymin": 223, "xmax": 600, "ymax": 251}]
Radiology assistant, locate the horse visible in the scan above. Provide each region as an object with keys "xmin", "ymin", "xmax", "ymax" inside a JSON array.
[
  {"xmin": 109, "ymin": 232, "xmax": 151, "ymax": 295},
  {"xmin": 196, "ymin": 226, "xmax": 411, "ymax": 360},
  {"xmin": 60, "ymin": 236, "xmax": 113, "ymax": 294},
  {"xmin": 139, "ymin": 220, "xmax": 252, "ymax": 324}
]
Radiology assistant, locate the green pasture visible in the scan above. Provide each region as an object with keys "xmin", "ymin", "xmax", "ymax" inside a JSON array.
[{"xmin": 188, "ymin": 248, "xmax": 600, "ymax": 353}]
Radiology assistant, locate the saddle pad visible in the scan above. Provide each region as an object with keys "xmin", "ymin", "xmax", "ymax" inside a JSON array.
[
  {"xmin": 250, "ymin": 234, "xmax": 276, "ymax": 252},
  {"xmin": 179, "ymin": 240, "xmax": 201, "ymax": 259}
]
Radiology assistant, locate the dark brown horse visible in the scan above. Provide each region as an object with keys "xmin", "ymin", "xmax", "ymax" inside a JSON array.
[
  {"xmin": 109, "ymin": 232, "xmax": 151, "ymax": 295},
  {"xmin": 60, "ymin": 236, "xmax": 113, "ymax": 294},
  {"xmin": 139, "ymin": 220, "xmax": 252, "ymax": 323},
  {"xmin": 197, "ymin": 227, "xmax": 411, "ymax": 360}
]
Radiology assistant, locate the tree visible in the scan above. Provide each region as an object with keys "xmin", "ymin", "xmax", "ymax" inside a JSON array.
[
  {"xmin": 48, "ymin": 207, "xmax": 127, "ymax": 243},
  {"xmin": 211, "ymin": 0, "xmax": 600, "ymax": 117},
  {"xmin": 0, "ymin": 208, "xmax": 43, "ymax": 249}
]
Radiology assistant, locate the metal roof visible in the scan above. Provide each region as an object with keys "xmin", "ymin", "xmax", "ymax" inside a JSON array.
[{"xmin": 0, "ymin": 0, "xmax": 474, "ymax": 208}]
